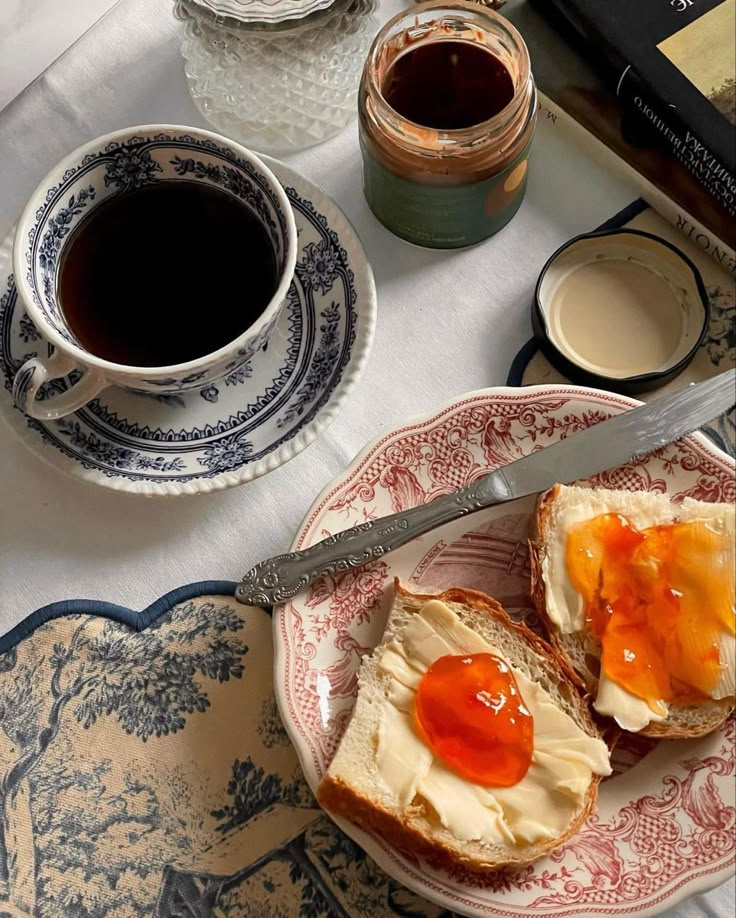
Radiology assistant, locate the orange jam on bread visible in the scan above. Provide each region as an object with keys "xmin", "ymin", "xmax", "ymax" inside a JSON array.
[
  {"xmin": 566, "ymin": 513, "xmax": 735, "ymax": 709},
  {"xmin": 414, "ymin": 653, "xmax": 534, "ymax": 787}
]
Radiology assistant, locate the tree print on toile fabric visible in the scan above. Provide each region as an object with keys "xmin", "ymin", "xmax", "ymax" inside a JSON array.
[
  {"xmin": 0, "ymin": 593, "xmax": 456, "ymax": 917},
  {"xmin": 211, "ymin": 757, "xmax": 310, "ymax": 835},
  {"xmin": 0, "ymin": 600, "xmax": 247, "ymax": 916},
  {"xmin": 206, "ymin": 759, "xmax": 333, "ymax": 918}
]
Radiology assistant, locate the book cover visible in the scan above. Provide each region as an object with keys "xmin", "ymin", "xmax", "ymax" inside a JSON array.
[
  {"xmin": 502, "ymin": 0, "xmax": 736, "ymax": 255},
  {"xmin": 530, "ymin": 0, "xmax": 736, "ymax": 217}
]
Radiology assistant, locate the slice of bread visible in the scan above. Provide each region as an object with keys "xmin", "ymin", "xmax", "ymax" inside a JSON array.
[
  {"xmin": 530, "ymin": 484, "xmax": 734, "ymax": 739},
  {"xmin": 318, "ymin": 580, "xmax": 610, "ymax": 877}
]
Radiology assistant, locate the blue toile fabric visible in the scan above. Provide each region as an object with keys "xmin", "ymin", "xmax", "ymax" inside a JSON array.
[{"xmin": 0, "ymin": 583, "xmax": 455, "ymax": 917}]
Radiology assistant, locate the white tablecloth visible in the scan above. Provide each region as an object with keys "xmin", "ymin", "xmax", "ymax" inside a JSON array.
[
  {"xmin": 0, "ymin": 0, "xmax": 118, "ymax": 110},
  {"xmin": 0, "ymin": 0, "xmax": 732, "ymax": 913}
]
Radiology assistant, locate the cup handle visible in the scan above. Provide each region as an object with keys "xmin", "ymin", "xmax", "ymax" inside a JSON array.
[{"xmin": 12, "ymin": 351, "xmax": 107, "ymax": 420}]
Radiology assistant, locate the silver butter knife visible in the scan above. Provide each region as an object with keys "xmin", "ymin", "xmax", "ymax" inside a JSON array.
[{"xmin": 236, "ymin": 370, "xmax": 735, "ymax": 606}]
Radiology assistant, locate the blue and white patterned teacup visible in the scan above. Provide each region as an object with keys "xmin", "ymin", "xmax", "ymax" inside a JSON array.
[{"xmin": 12, "ymin": 125, "xmax": 297, "ymax": 420}]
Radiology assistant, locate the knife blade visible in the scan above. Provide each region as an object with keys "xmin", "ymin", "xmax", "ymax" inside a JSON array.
[{"xmin": 236, "ymin": 370, "xmax": 735, "ymax": 606}]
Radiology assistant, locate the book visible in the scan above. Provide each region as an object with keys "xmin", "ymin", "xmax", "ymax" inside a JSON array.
[
  {"xmin": 537, "ymin": 93, "xmax": 735, "ymax": 276},
  {"xmin": 530, "ymin": 0, "xmax": 736, "ymax": 219},
  {"xmin": 502, "ymin": 0, "xmax": 736, "ymax": 257}
]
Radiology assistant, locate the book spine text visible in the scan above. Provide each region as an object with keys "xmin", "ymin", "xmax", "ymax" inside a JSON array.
[
  {"xmin": 619, "ymin": 68, "xmax": 736, "ymax": 218},
  {"xmin": 538, "ymin": 92, "xmax": 736, "ymax": 276}
]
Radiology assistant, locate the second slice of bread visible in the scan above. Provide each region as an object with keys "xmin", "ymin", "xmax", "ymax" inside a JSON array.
[
  {"xmin": 530, "ymin": 484, "xmax": 734, "ymax": 739},
  {"xmin": 318, "ymin": 580, "xmax": 609, "ymax": 877}
]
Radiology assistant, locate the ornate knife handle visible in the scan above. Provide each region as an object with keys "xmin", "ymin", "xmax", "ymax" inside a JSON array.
[{"xmin": 236, "ymin": 469, "xmax": 513, "ymax": 606}]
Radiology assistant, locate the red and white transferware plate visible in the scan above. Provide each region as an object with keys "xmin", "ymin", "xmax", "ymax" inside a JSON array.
[{"xmin": 273, "ymin": 384, "xmax": 736, "ymax": 917}]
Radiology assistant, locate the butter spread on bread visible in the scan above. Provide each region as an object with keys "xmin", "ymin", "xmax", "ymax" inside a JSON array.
[
  {"xmin": 375, "ymin": 599, "xmax": 610, "ymax": 845},
  {"xmin": 533, "ymin": 485, "xmax": 735, "ymax": 736},
  {"xmin": 318, "ymin": 583, "xmax": 611, "ymax": 875}
]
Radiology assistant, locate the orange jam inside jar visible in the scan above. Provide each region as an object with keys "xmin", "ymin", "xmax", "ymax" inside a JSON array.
[
  {"xmin": 415, "ymin": 652, "xmax": 534, "ymax": 786},
  {"xmin": 358, "ymin": 1, "xmax": 537, "ymax": 249},
  {"xmin": 566, "ymin": 513, "xmax": 735, "ymax": 708}
]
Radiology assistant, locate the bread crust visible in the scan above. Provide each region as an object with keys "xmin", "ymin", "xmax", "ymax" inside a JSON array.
[
  {"xmin": 530, "ymin": 485, "xmax": 734, "ymax": 739},
  {"xmin": 318, "ymin": 770, "xmax": 602, "ymax": 878},
  {"xmin": 633, "ymin": 702, "xmax": 732, "ymax": 739},
  {"xmin": 394, "ymin": 578, "xmax": 590, "ymax": 697},
  {"xmin": 318, "ymin": 579, "xmax": 608, "ymax": 875}
]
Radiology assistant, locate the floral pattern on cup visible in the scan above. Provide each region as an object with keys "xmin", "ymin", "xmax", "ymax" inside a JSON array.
[
  {"xmin": 0, "ymin": 156, "xmax": 376, "ymax": 495},
  {"xmin": 14, "ymin": 126, "xmax": 296, "ymax": 413}
]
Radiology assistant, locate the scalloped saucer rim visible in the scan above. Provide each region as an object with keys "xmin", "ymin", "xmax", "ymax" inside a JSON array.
[{"xmin": 0, "ymin": 156, "xmax": 376, "ymax": 497}]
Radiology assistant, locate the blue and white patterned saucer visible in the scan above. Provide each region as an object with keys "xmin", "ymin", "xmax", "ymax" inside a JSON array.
[{"xmin": 0, "ymin": 157, "xmax": 375, "ymax": 496}]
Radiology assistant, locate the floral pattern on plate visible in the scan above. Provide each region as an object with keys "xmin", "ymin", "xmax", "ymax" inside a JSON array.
[
  {"xmin": 0, "ymin": 157, "xmax": 375, "ymax": 496},
  {"xmin": 274, "ymin": 385, "xmax": 735, "ymax": 917}
]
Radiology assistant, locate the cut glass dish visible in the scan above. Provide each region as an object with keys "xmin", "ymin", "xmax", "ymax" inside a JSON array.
[{"xmin": 177, "ymin": 0, "xmax": 380, "ymax": 152}]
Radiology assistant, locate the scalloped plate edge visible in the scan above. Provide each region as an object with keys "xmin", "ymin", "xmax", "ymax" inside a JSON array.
[{"xmin": 272, "ymin": 383, "xmax": 735, "ymax": 918}]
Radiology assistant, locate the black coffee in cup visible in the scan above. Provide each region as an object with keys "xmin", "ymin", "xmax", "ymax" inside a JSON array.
[{"xmin": 58, "ymin": 182, "xmax": 278, "ymax": 367}]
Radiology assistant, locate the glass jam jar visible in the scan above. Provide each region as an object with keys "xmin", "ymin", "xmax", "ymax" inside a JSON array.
[{"xmin": 359, "ymin": 0, "xmax": 536, "ymax": 248}]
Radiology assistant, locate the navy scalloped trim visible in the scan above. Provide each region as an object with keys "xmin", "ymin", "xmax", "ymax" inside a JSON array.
[
  {"xmin": 0, "ymin": 579, "xmax": 242, "ymax": 655},
  {"xmin": 595, "ymin": 197, "xmax": 648, "ymax": 233},
  {"xmin": 506, "ymin": 336, "xmax": 538, "ymax": 387}
]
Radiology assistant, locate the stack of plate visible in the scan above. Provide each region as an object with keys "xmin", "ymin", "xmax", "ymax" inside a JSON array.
[
  {"xmin": 177, "ymin": 0, "xmax": 379, "ymax": 152},
  {"xmin": 191, "ymin": 0, "xmax": 338, "ymax": 25}
]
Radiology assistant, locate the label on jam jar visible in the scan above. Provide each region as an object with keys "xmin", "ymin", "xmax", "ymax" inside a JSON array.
[{"xmin": 361, "ymin": 137, "xmax": 533, "ymax": 249}]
